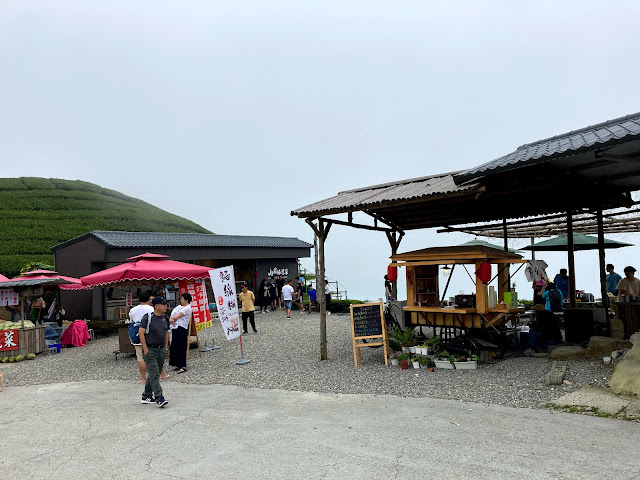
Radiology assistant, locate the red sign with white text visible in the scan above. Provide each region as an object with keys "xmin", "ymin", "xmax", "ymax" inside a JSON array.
[
  {"xmin": 0, "ymin": 329, "xmax": 19, "ymax": 352},
  {"xmin": 178, "ymin": 279, "xmax": 211, "ymax": 331}
]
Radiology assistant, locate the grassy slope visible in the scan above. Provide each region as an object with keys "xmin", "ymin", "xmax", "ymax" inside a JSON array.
[{"xmin": 0, "ymin": 177, "xmax": 212, "ymax": 276}]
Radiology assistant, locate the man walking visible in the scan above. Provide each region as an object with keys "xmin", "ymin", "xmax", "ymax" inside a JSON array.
[
  {"xmin": 238, "ymin": 284, "xmax": 257, "ymax": 335},
  {"xmin": 139, "ymin": 296, "xmax": 170, "ymax": 407},
  {"xmin": 281, "ymin": 279, "xmax": 295, "ymax": 319},
  {"xmin": 129, "ymin": 292, "xmax": 169, "ymax": 383}
]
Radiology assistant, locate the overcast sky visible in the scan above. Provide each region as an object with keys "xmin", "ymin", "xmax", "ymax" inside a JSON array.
[{"xmin": 2, "ymin": 1, "xmax": 640, "ymax": 301}]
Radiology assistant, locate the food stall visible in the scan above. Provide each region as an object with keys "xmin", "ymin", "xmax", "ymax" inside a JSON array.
[{"xmin": 391, "ymin": 245, "xmax": 527, "ymax": 355}]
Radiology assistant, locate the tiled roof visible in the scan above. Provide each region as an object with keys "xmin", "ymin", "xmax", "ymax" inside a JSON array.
[
  {"xmin": 455, "ymin": 111, "xmax": 640, "ymax": 184},
  {"xmin": 292, "ymin": 172, "xmax": 477, "ymax": 217},
  {"xmin": 52, "ymin": 231, "xmax": 312, "ymax": 251}
]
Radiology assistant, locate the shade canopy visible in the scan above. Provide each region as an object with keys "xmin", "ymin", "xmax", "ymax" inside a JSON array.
[
  {"xmin": 522, "ymin": 233, "xmax": 633, "ymax": 252},
  {"xmin": 459, "ymin": 239, "xmax": 520, "ymax": 253},
  {"xmin": 0, "ymin": 274, "xmax": 8, "ymax": 282},
  {"xmin": 15, "ymin": 270, "xmax": 82, "ymax": 285},
  {"xmin": 79, "ymin": 252, "xmax": 212, "ymax": 288}
]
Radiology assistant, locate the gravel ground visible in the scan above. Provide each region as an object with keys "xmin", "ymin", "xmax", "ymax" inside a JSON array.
[{"xmin": 0, "ymin": 310, "xmax": 613, "ymax": 408}]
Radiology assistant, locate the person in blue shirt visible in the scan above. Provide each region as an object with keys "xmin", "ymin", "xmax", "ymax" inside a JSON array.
[
  {"xmin": 539, "ymin": 282, "xmax": 564, "ymax": 312},
  {"xmin": 553, "ymin": 269, "xmax": 569, "ymax": 299},
  {"xmin": 606, "ymin": 264, "xmax": 622, "ymax": 296}
]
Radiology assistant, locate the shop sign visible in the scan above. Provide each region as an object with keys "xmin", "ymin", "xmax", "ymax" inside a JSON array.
[
  {"xmin": 0, "ymin": 329, "xmax": 19, "ymax": 352},
  {"xmin": 178, "ymin": 279, "xmax": 212, "ymax": 332},
  {"xmin": 0, "ymin": 289, "xmax": 19, "ymax": 306},
  {"xmin": 125, "ymin": 292, "xmax": 132, "ymax": 307},
  {"xmin": 209, "ymin": 266, "xmax": 240, "ymax": 340},
  {"xmin": 268, "ymin": 267, "xmax": 289, "ymax": 277},
  {"xmin": 525, "ymin": 260, "xmax": 549, "ymax": 285}
]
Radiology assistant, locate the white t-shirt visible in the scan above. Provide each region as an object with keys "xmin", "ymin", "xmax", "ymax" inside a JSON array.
[
  {"xmin": 129, "ymin": 304, "xmax": 153, "ymax": 325},
  {"xmin": 128, "ymin": 304, "xmax": 153, "ymax": 346},
  {"xmin": 170, "ymin": 304, "xmax": 192, "ymax": 330},
  {"xmin": 282, "ymin": 284, "xmax": 294, "ymax": 301},
  {"xmin": 325, "ymin": 284, "xmax": 331, "ymax": 295}
]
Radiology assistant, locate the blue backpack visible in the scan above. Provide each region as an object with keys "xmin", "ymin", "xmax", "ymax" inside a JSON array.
[{"xmin": 128, "ymin": 313, "xmax": 152, "ymax": 344}]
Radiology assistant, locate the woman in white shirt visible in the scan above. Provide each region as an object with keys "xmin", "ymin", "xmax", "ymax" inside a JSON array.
[{"xmin": 168, "ymin": 292, "xmax": 193, "ymax": 374}]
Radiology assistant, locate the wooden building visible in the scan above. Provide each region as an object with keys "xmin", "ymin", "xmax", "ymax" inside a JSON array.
[{"xmin": 52, "ymin": 231, "xmax": 312, "ymax": 321}]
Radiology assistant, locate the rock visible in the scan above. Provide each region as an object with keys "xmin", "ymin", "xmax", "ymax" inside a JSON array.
[
  {"xmin": 609, "ymin": 358, "xmax": 640, "ymax": 397},
  {"xmin": 550, "ymin": 346, "xmax": 585, "ymax": 360},
  {"xmin": 609, "ymin": 317, "xmax": 625, "ymax": 340},
  {"xmin": 585, "ymin": 336, "xmax": 621, "ymax": 359}
]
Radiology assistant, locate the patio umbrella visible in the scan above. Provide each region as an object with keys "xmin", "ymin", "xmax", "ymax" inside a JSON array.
[
  {"xmin": 459, "ymin": 239, "xmax": 520, "ymax": 253},
  {"xmin": 0, "ymin": 274, "xmax": 8, "ymax": 281},
  {"xmin": 522, "ymin": 233, "xmax": 633, "ymax": 252},
  {"xmin": 15, "ymin": 269, "xmax": 82, "ymax": 285},
  {"xmin": 79, "ymin": 253, "xmax": 212, "ymax": 288}
]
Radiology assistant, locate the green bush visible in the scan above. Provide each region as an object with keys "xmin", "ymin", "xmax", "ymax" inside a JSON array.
[
  {"xmin": 328, "ymin": 299, "xmax": 365, "ymax": 313},
  {"xmin": 0, "ymin": 177, "xmax": 212, "ymax": 277}
]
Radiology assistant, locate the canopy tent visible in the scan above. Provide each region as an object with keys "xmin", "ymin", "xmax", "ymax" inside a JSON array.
[
  {"xmin": 459, "ymin": 238, "xmax": 520, "ymax": 253},
  {"xmin": 522, "ymin": 233, "xmax": 633, "ymax": 252},
  {"xmin": 78, "ymin": 253, "xmax": 212, "ymax": 288}
]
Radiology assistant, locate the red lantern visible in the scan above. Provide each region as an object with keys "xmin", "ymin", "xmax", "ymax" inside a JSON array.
[
  {"xmin": 387, "ymin": 264, "xmax": 398, "ymax": 282},
  {"xmin": 475, "ymin": 262, "xmax": 491, "ymax": 284}
]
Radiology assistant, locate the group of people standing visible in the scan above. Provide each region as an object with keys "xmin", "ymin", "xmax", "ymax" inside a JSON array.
[
  {"xmin": 128, "ymin": 291, "xmax": 194, "ymax": 408},
  {"xmin": 254, "ymin": 276, "xmax": 332, "ymax": 318}
]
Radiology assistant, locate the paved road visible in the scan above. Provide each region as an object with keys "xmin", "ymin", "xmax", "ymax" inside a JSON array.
[{"xmin": 1, "ymin": 381, "xmax": 638, "ymax": 480}]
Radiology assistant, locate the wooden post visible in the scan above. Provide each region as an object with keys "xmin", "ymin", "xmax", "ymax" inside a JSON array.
[
  {"xmin": 596, "ymin": 209, "xmax": 609, "ymax": 310},
  {"xmin": 306, "ymin": 218, "xmax": 331, "ymax": 360},
  {"xmin": 567, "ymin": 211, "xmax": 577, "ymax": 308},
  {"xmin": 475, "ymin": 260, "xmax": 488, "ymax": 314},
  {"xmin": 502, "ymin": 218, "xmax": 510, "ymax": 291},
  {"xmin": 386, "ymin": 230, "xmax": 404, "ymax": 300}
]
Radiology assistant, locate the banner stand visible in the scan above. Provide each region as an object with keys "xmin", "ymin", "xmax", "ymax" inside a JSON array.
[{"xmin": 236, "ymin": 334, "xmax": 250, "ymax": 365}]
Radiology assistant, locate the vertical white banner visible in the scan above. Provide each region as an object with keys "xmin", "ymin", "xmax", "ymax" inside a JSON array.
[{"xmin": 209, "ymin": 266, "xmax": 241, "ymax": 340}]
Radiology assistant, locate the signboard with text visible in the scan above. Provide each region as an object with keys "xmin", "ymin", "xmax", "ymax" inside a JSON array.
[
  {"xmin": 350, "ymin": 301, "xmax": 388, "ymax": 368},
  {"xmin": 0, "ymin": 289, "xmax": 19, "ymax": 307},
  {"xmin": 0, "ymin": 329, "xmax": 19, "ymax": 352},
  {"xmin": 178, "ymin": 279, "xmax": 212, "ymax": 332},
  {"xmin": 209, "ymin": 266, "xmax": 240, "ymax": 340}
]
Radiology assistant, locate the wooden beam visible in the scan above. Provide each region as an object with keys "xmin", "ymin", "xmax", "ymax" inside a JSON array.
[
  {"xmin": 596, "ymin": 209, "xmax": 609, "ymax": 310},
  {"xmin": 567, "ymin": 211, "xmax": 577, "ymax": 308}
]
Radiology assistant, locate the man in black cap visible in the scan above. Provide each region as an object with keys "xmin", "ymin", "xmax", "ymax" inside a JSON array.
[{"xmin": 139, "ymin": 296, "xmax": 170, "ymax": 407}]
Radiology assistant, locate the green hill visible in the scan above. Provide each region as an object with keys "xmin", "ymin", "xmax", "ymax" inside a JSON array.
[{"xmin": 0, "ymin": 177, "xmax": 212, "ymax": 276}]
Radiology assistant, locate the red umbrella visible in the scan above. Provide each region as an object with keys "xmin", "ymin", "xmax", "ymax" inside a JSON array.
[
  {"xmin": 79, "ymin": 253, "xmax": 212, "ymax": 288},
  {"xmin": 13, "ymin": 269, "xmax": 82, "ymax": 290}
]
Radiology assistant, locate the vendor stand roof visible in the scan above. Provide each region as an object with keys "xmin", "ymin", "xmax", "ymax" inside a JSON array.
[
  {"xmin": 293, "ymin": 111, "xmax": 640, "ymax": 359},
  {"xmin": 521, "ymin": 233, "xmax": 633, "ymax": 252}
]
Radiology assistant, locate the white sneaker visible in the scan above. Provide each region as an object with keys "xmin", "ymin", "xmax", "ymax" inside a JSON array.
[
  {"xmin": 327, "ymin": 311, "xmax": 331, "ymax": 315},
  {"xmin": 266, "ymin": 309, "xmax": 270, "ymax": 313}
]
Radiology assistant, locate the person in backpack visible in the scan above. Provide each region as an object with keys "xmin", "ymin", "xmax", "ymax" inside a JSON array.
[
  {"xmin": 139, "ymin": 296, "xmax": 170, "ymax": 407},
  {"xmin": 538, "ymin": 282, "xmax": 564, "ymax": 313},
  {"xmin": 128, "ymin": 292, "xmax": 169, "ymax": 383}
]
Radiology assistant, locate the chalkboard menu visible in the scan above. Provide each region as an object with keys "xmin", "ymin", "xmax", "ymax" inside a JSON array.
[{"xmin": 352, "ymin": 303, "xmax": 384, "ymax": 337}]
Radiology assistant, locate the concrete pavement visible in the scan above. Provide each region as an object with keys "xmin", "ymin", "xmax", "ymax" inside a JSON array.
[{"xmin": 1, "ymin": 381, "xmax": 639, "ymax": 480}]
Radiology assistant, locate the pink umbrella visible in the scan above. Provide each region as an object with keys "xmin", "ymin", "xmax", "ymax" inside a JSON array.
[
  {"xmin": 14, "ymin": 269, "xmax": 82, "ymax": 290},
  {"xmin": 0, "ymin": 274, "xmax": 8, "ymax": 282},
  {"xmin": 79, "ymin": 253, "xmax": 212, "ymax": 288}
]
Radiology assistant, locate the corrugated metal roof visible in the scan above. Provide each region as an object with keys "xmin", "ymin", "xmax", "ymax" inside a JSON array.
[
  {"xmin": 292, "ymin": 171, "xmax": 477, "ymax": 217},
  {"xmin": 52, "ymin": 231, "xmax": 312, "ymax": 251},
  {"xmin": 455, "ymin": 112, "xmax": 640, "ymax": 184}
]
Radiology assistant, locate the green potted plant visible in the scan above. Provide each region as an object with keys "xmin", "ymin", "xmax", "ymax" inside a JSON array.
[
  {"xmin": 434, "ymin": 349, "xmax": 455, "ymax": 369},
  {"xmin": 417, "ymin": 357, "xmax": 432, "ymax": 369},
  {"xmin": 390, "ymin": 328, "xmax": 413, "ymax": 353},
  {"xmin": 425, "ymin": 336, "xmax": 442, "ymax": 355},
  {"xmin": 397, "ymin": 352, "xmax": 410, "ymax": 369},
  {"xmin": 411, "ymin": 356, "xmax": 420, "ymax": 369},
  {"xmin": 454, "ymin": 350, "xmax": 479, "ymax": 370},
  {"xmin": 389, "ymin": 351, "xmax": 400, "ymax": 366}
]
